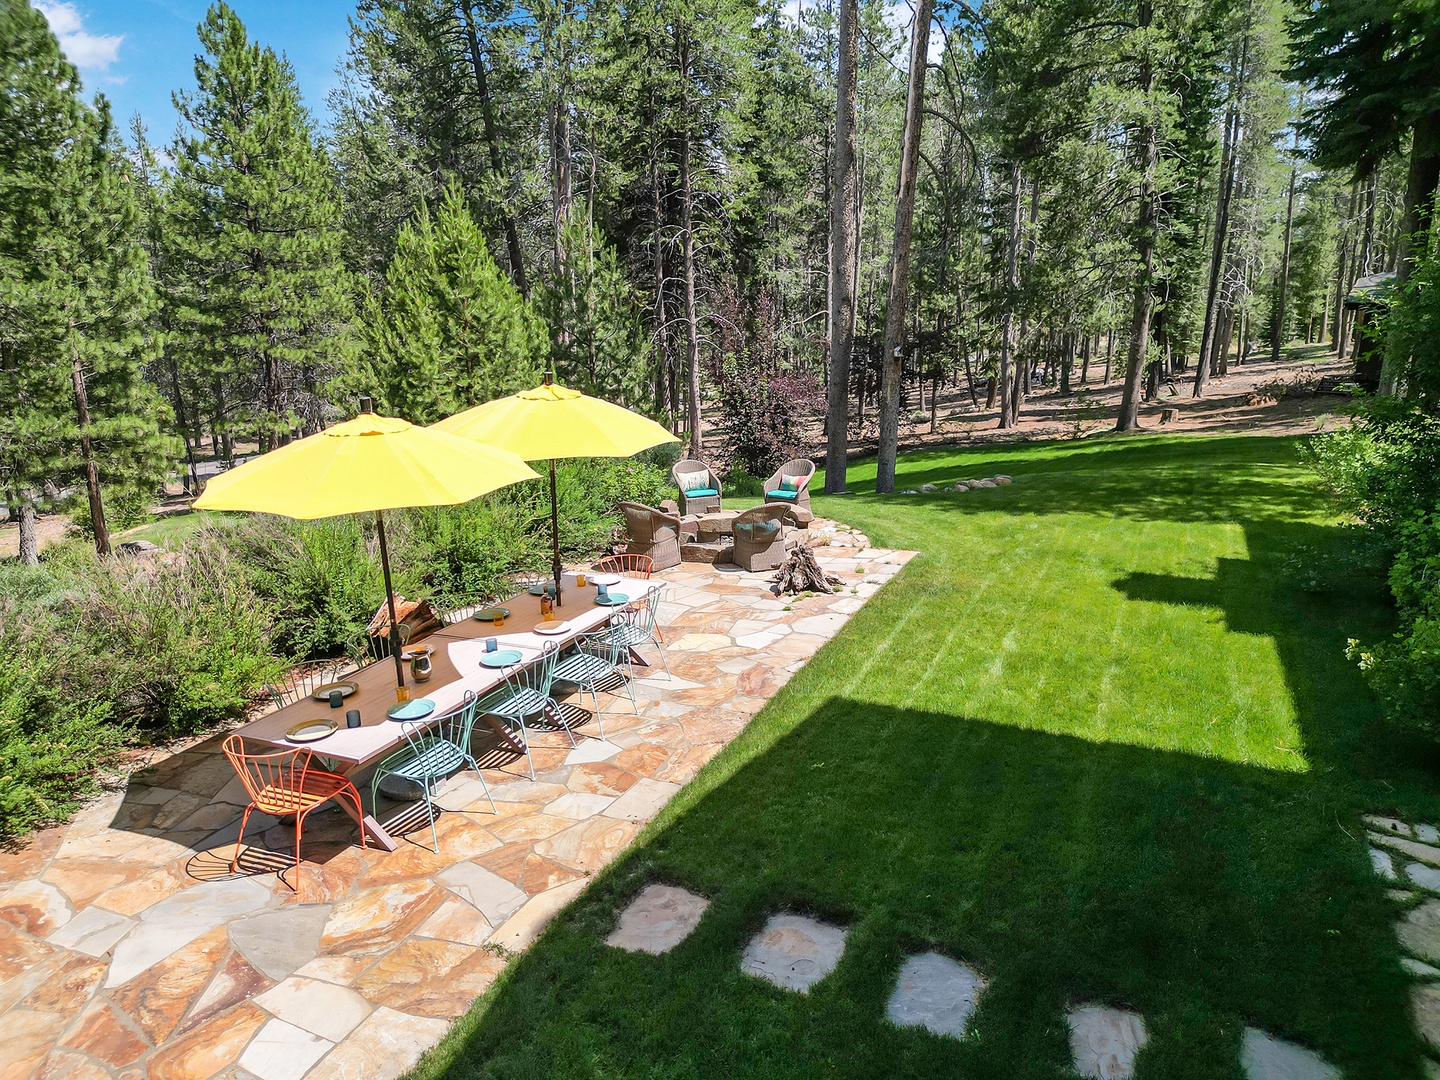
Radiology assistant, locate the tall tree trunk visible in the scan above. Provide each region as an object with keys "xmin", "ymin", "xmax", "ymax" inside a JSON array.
[
  {"xmin": 1331, "ymin": 183, "xmax": 1357, "ymax": 350},
  {"xmin": 1380, "ymin": 109, "xmax": 1440, "ymax": 393},
  {"xmin": 14, "ymin": 495, "xmax": 38, "ymax": 566},
  {"xmin": 875, "ymin": 0, "xmax": 933, "ymax": 493},
  {"xmin": 70, "ymin": 343, "xmax": 110, "ymax": 556},
  {"xmin": 997, "ymin": 162, "xmax": 1024, "ymax": 428},
  {"xmin": 678, "ymin": 36, "xmax": 703, "ymax": 458},
  {"xmin": 1104, "ymin": 328, "xmax": 1114, "ymax": 383},
  {"xmin": 824, "ymin": 0, "xmax": 859, "ymax": 494},
  {"xmin": 1010, "ymin": 176, "xmax": 1042, "ymax": 421},
  {"xmin": 461, "ymin": 5, "xmax": 528, "ymax": 296},
  {"xmin": 1271, "ymin": 160, "xmax": 1298, "ymax": 364},
  {"xmin": 1115, "ymin": 0, "xmax": 1156, "ymax": 434},
  {"xmin": 1194, "ymin": 35, "xmax": 1246, "ymax": 398}
]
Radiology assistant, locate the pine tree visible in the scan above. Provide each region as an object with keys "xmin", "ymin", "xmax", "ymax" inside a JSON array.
[
  {"xmin": 366, "ymin": 183, "xmax": 547, "ymax": 423},
  {"xmin": 0, "ymin": 1, "xmax": 177, "ymax": 558},
  {"xmin": 169, "ymin": 2, "xmax": 355, "ymax": 451},
  {"xmin": 0, "ymin": 0, "xmax": 81, "ymax": 562},
  {"xmin": 537, "ymin": 217, "xmax": 647, "ymax": 405}
]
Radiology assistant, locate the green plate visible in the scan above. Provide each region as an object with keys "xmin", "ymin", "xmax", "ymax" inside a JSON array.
[
  {"xmin": 594, "ymin": 593, "xmax": 630, "ymax": 607},
  {"xmin": 387, "ymin": 698, "xmax": 435, "ymax": 721},
  {"xmin": 472, "ymin": 607, "xmax": 512, "ymax": 621}
]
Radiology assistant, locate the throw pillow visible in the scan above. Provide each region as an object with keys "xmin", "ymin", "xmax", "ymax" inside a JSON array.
[{"xmin": 676, "ymin": 469, "xmax": 710, "ymax": 493}]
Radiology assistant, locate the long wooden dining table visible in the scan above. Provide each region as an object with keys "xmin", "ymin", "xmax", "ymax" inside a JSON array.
[{"xmin": 231, "ymin": 572, "xmax": 660, "ymax": 850}]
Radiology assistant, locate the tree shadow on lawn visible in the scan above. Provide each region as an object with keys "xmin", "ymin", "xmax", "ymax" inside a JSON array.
[{"xmin": 422, "ymin": 701, "xmax": 1421, "ymax": 1080}]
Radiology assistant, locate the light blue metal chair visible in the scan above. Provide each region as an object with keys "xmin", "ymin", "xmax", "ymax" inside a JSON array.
[
  {"xmin": 476, "ymin": 641, "xmax": 571, "ymax": 779},
  {"xmin": 613, "ymin": 587, "xmax": 669, "ymax": 679},
  {"xmin": 553, "ymin": 618, "xmax": 639, "ymax": 739},
  {"xmin": 369, "ymin": 691, "xmax": 494, "ymax": 852}
]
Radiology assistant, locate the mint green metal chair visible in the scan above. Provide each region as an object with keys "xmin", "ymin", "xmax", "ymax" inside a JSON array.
[
  {"xmin": 477, "ymin": 640, "xmax": 571, "ymax": 779},
  {"xmin": 614, "ymin": 587, "xmax": 669, "ymax": 678},
  {"xmin": 553, "ymin": 618, "xmax": 639, "ymax": 739},
  {"xmin": 370, "ymin": 691, "xmax": 494, "ymax": 851}
]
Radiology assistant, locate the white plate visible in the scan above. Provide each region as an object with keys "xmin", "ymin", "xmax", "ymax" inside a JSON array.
[
  {"xmin": 589, "ymin": 573, "xmax": 622, "ymax": 586},
  {"xmin": 533, "ymin": 621, "xmax": 571, "ymax": 636}
]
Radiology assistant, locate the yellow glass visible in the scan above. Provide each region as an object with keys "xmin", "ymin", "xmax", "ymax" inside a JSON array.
[
  {"xmin": 576, "ymin": 573, "xmax": 587, "ymax": 588},
  {"xmin": 396, "ymin": 685, "xmax": 411, "ymax": 703},
  {"xmin": 492, "ymin": 610, "xmax": 505, "ymax": 626}
]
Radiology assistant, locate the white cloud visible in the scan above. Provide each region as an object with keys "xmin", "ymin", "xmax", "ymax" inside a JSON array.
[{"xmin": 34, "ymin": 2, "xmax": 123, "ymax": 72}]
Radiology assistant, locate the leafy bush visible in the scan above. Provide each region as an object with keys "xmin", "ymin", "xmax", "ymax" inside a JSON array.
[
  {"xmin": 706, "ymin": 289, "xmax": 820, "ymax": 478},
  {"xmin": 1310, "ymin": 397, "xmax": 1440, "ymax": 740},
  {"xmin": 220, "ymin": 515, "xmax": 387, "ymax": 660},
  {"xmin": 1306, "ymin": 398, "xmax": 1440, "ymax": 530},
  {"xmin": 0, "ymin": 561, "xmax": 123, "ymax": 838},
  {"xmin": 725, "ymin": 467, "xmax": 764, "ymax": 498},
  {"xmin": 56, "ymin": 540, "xmax": 282, "ymax": 732}
]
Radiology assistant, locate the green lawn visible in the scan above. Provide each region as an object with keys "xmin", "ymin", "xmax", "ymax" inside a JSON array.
[
  {"xmin": 116, "ymin": 509, "xmax": 234, "ymax": 547},
  {"xmin": 410, "ymin": 434, "xmax": 1439, "ymax": 1080}
]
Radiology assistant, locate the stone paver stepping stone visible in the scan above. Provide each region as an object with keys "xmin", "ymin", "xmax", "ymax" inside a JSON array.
[
  {"xmin": 254, "ymin": 975, "xmax": 372, "ymax": 1042},
  {"xmin": 606, "ymin": 884, "xmax": 710, "ymax": 954},
  {"xmin": 885, "ymin": 952, "xmax": 985, "ymax": 1038},
  {"xmin": 1399, "ymin": 900, "xmax": 1440, "ymax": 965},
  {"xmin": 1410, "ymin": 863, "xmax": 1440, "ymax": 891},
  {"xmin": 1240, "ymin": 1027, "xmax": 1340, "ymax": 1080},
  {"xmin": 229, "ymin": 904, "xmax": 331, "ymax": 982},
  {"xmin": 740, "ymin": 914, "xmax": 848, "ymax": 993},
  {"xmin": 1370, "ymin": 847, "xmax": 1397, "ymax": 880},
  {"xmin": 1415, "ymin": 984, "xmax": 1440, "ymax": 1052},
  {"xmin": 1067, "ymin": 1004, "xmax": 1147, "ymax": 1080},
  {"xmin": 105, "ymin": 875, "xmax": 272, "ymax": 986},
  {"xmin": 564, "ymin": 740, "xmax": 624, "ymax": 765},
  {"xmin": 238, "ymin": 1016, "xmax": 332, "ymax": 1080},
  {"xmin": 47, "ymin": 905, "xmax": 134, "ymax": 957}
]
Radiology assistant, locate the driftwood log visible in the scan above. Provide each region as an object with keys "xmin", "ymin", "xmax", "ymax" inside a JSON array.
[{"xmin": 772, "ymin": 545, "xmax": 841, "ymax": 595}]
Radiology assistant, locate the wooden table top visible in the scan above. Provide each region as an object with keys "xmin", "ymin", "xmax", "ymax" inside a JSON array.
[{"xmin": 233, "ymin": 573, "xmax": 658, "ymax": 769}]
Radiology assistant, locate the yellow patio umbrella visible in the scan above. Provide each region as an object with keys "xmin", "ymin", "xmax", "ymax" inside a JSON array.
[
  {"xmin": 432, "ymin": 374, "xmax": 678, "ymax": 605},
  {"xmin": 195, "ymin": 397, "xmax": 539, "ymax": 691}
]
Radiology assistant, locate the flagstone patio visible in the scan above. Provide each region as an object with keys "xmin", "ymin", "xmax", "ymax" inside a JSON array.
[{"xmin": 0, "ymin": 528, "xmax": 914, "ymax": 1080}]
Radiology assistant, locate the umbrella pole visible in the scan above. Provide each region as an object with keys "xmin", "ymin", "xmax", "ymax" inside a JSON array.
[
  {"xmin": 375, "ymin": 509, "xmax": 407, "ymax": 691},
  {"xmin": 549, "ymin": 458, "xmax": 563, "ymax": 606}
]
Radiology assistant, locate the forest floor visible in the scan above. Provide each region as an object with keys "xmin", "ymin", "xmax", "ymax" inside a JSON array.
[
  {"xmin": 0, "ymin": 346, "xmax": 1354, "ymax": 561},
  {"xmin": 409, "ymin": 433, "xmax": 1437, "ymax": 1080},
  {"xmin": 819, "ymin": 344, "xmax": 1357, "ymax": 462}
]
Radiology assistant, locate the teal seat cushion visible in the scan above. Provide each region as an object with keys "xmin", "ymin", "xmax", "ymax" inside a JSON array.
[
  {"xmin": 735, "ymin": 520, "xmax": 781, "ymax": 540},
  {"xmin": 766, "ymin": 489, "xmax": 799, "ymax": 500},
  {"xmin": 683, "ymin": 487, "xmax": 719, "ymax": 497}
]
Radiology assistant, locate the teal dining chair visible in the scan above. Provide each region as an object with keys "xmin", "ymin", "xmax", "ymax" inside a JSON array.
[
  {"xmin": 614, "ymin": 587, "xmax": 669, "ymax": 678},
  {"xmin": 553, "ymin": 618, "xmax": 639, "ymax": 738},
  {"xmin": 369, "ymin": 691, "xmax": 495, "ymax": 852},
  {"xmin": 477, "ymin": 640, "xmax": 571, "ymax": 779}
]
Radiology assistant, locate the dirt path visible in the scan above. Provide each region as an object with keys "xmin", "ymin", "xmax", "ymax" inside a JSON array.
[{"xmin": 810, "ymin": 348, "xmax": 1355, "ymax": 461}]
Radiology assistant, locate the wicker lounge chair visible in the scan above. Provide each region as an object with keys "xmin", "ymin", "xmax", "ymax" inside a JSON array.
[
  {"xmin": 763, "ymin": 458, "xmax": 816, "ymax": 513},
  {"xmin": 671, "ymin": 458, "xmax": 723, "ymax": 516},
  {"xmin": 730, "ymin": 503, "xmax": 796, "ymax": 572},
  {"xmin": 618, "ymin": 501, "xmax": 682, "ymax": 570}
]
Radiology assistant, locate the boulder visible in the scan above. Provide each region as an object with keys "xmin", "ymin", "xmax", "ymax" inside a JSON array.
[
  {"xmin": 919, "ymin": 483, "xmax": 937, "ymax": 493},
  {"xmin": 975, "ymin": 480, "xmax": 997, "ymax": 489},
  {"xmin": 953, "ymin": 483, "xmax": 970, "ymax": 492},
  {"xmin": 994, "ymin": 475, "xmax": 1013, "ymax": 485}
]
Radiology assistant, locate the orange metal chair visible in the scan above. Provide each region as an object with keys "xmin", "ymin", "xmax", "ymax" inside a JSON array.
[
  {"xmin": 222, "ymin": 735, "xmax": 367, "ymax": 883},
  {"xmin": 594, "ymin": 553, "xmax": 654, "ymax": 579}
]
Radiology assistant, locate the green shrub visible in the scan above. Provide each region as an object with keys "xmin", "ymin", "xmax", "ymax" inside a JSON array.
[
  {"xmin": 219, "ymin": 515, "xmax": 387, "ymax": 660},
  {"xmin": 0, "ymin": 562, "xmax": 122, "ymax": 839},
  {"xmin": 1311, "ymin": 399, "xmax": 1440, "ymax": 740},
  {"xmin": 57, "ymin": 540, "xmax": 282, "ymax": 733},
  {"xmin": 725, "ymin": 467, "xmax": 764, "ymax": 498}
]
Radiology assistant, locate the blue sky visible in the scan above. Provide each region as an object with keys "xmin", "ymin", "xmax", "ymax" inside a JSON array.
[{"xmin": 33, "ymin": 0, "xmax": 356, "ymax": 138}]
